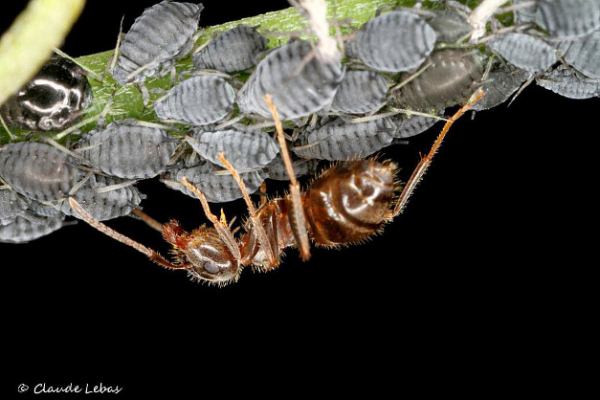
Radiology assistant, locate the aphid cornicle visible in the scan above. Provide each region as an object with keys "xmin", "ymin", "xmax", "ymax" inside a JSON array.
[
  {"xmin": 110, "ymin": 1, "xmax": 203, "ymax": 85},
  {"xmin": 345, "ymin": 10, "xmax": 437, "ymax": 73},
  {"xmin": 153, "ymin": 75, "xmax": 236, "ymax": 126},
  {"xmin": 192, "ymin": 24, "xmax": 269, "ymax": 73},
  {"xmin": 0, "ymin": 55, "xmax": 93, "ymax": 132},
  {"xmin": 0, "ymin": 142, "xmax": 84, "ymax": 202},
  {"xmin": 395, "ymin": 49, "xmax": 483, "ymax": 110},
  {"xmin": 77, "ymin": 118, "xmax": 179, "ymax": 180},
  {"xmin": 236, "ymin": 40, "xmax": 344, "ymax": 120}
]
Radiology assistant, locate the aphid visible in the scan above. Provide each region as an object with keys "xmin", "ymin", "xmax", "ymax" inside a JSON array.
[
  {"xmin": 345, "ymin": 11, "xmax": 436, "ymax": 73},
  {"xmin": 536, "ymin": 66, "xmax": 600, "ymax": 100},
  {"xmin": 536, "ymin": 0, "xmax": 600, "ymax": 38},
  {"xmin": 487, "ymin": 32, "xmax": 557, "ymax": 73},
  {"xmin": 512, "ymin": 0, "xmax": 537, "ymax": 25},
  {"xmin": 0, "ymin": 214, "xmax": 66, "ymax": 244},
  {"xmin": 264, "ymin": 154, "xmax": 319, "ymax": 181},
  {"xmin": 394, "ymin": 49, "xmax": 483, "ymax": 110},
  {"xmin": 60, "ymin": 175, "xmax": 145, "ymax": 221},
  {"xmin": 236, "ymin": 40, "xmax": 344, "ymax": 120},
  {"xmin": 0, "ymin": 188, "xmax": 28, "ymax": 223},
  {"xmin": 556, "ymin": 30, "xmax": 600, "ymax": 79},
  {"xmin": 393, "ymin": 112, "xmax": 442, "ymax": 139},
  {"xmin": 186, "ymin": 127, "xmax": 279, "ymax": 172},
  {"xmin": 77, "ymin": 118, "xmax": 179, "ymax": 179},
  {"xmin": 293, "ymin": 117, "xmax": 397, "ymax": 161},
  {"xmin": 0, "ymin": 55, "xmax": 93, "ymax": 132},
  {"xmin": 427, "ymin": 9, "xmax": 472, "ymax": 43},
  {"xmin": 67, "ymin": 92, "xmax": 482, "ymax": 285},
  {"xmin": 110, "ymin": 1, "xmax": 203, "ymax": 85},
  {"xmin": 328, "ymin": 70, "xmax": 391, "ymax": 115},
  {"xmin": 192, "ymin": 24, "xmax": 269, "ymax": 72},
  {"xmin": 0, "ymin": 142, "xmax": 84, "ymax": 202},
  {"xmin": 471, "ymin": 65, "xmax": 531, "ymax": 111},
  {"xmin": 161, "ymin": 159, "xmax": 267, "ymax": 203},
  {"xmin": 153, "ymin": 75, "xmax": 236, "ymax": 126}
]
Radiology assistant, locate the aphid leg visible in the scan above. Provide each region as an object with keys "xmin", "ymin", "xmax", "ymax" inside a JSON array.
[
  {"xmin": 265, "ymin": 94, "xmax": 311, "ymax": 261},
  {"xmin": 53, "ymin": 48, "xmax": 105, "ymax": 83},
  {"xmin": 68, "ymin": 198, "xmax": 188, "ymax": 270},
  {"xmin": 393, "ymin": 90, "xmax": 484, "ymax": 217},
  {"xmin": 179, "ymin": 177, "xmax": 242, "ymax": 263},
  {"xmin": 0, "ymin": 114, "xmax": 16, "ymax": 141},
  {"xmin": 106, "ymin": 15, "xmax": 125, "ymax": 81},
  {"xmin": 214, "ymin": 153, "xmax": 277, "ymax": 267}
]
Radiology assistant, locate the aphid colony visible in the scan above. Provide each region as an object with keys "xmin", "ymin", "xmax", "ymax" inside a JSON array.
[{"xmin": 1, "ymin": 0, "xmax": 598, "ymax": 283}]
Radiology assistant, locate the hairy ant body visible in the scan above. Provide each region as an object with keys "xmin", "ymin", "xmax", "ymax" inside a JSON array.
[{"xmin": 69, "ymin": 92, "xmax": 483, "ymax": 286}]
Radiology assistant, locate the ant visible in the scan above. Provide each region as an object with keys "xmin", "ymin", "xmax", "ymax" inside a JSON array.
[{"xmin": 69, "ymin": 91, "xmax": 484, "ymax": 286}]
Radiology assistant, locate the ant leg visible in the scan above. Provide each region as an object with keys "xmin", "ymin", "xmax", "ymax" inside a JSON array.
[
  {"xmin": 68, "ymin": 198, "xmax": 189, "ymax": 270},
  {"xmin": 132, "ymin": 208, "xmax": 163, "ymax": 233},
  {"xmin": 265, "ymin": 94, "xmax": 311, "ymax": 261},
  {"xmin": 214, "ymin": 153, "xmax": 278, "ymax": 267},
  {"xmin": 179, "ymin": 177, "xmax": 242, "ymax": 263},
  {"xmin": 393, "ymin": 90, "xmax": 484, "ymax": 217}
]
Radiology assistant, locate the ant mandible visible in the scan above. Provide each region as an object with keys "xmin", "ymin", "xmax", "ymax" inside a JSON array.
[{"xmin": 69, "ymin": 91, "xmax": 484, "ymax": 286}]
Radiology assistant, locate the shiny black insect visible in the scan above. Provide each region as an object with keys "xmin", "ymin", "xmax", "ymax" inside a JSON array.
[{"xmin": 0, "ymin": 55, "xmax": 93, "ymax": 132}]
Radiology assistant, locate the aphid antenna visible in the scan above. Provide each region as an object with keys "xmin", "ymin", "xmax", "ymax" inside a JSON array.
[
  {"xmin": 94, "ymin": 179, "xmax": 138, "ymax": 194},
  {"xmin": 473, "ymin": 22, "xmax": 537, "ymax": 45},
  {"xmin": 0, "ymin": 114, "xmax": 16, "ymax": 141},
  {"xmin": 42, "ymin": 137, "xmax": 90, "ymax": 165},
  {"xmin": 52, "ymin": 48, "xmax": 105, "ymax": 83},
  {"xmin": 66, "ymin": 171, "xmax": 94, "ymax": 198},
  {"xmin": 389, "ymin": 61, "xmax": 433, "ymax": 94},
  {"xmin": 107, "ymin": 15, "xmax": 125, "ymax": 79},
  {"xmin": 213, "ymin": 114, "xmax": 246, "ymax": 131},
  {"xmin": 386, "ymin": 108, "xmax": 449, "ymax": 122}
]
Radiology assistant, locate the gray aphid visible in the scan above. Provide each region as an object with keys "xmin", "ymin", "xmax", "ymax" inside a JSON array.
[
  {"xmin": 293, "ymin": 117, "xmax": 397, "ymax": 161},
  {"xmin": 394, "ymin": 113, "xmax": 442, "ymax": 139},
  {"xmin": 329, "ymin": 70, "xmax": 391, "ymax": 114},
  {"xmin": 487, "ymin": 32, "xmax": 557, "ymax": 73},
  {"xmin": 111, "ymin": 1, "xmax": 203, "ymax": 85},
  {"xmin": 0, "ymin": 142, "xmax": 83, "ymax": 202},
  {"xmin": 427, "ymin": 10, "xmax": 472, "ymax": 43},
  {"xmin": 556, "ymin": 30, "xmax": 600, "ymax": 79},
  {"xmin": 193, "ymin": 25, "xmax": 269, "ymax": 72},
  {"xmin": 61, "ymin": 175, "xmax": 145, "ymax": 221},
  {"xmin": 536, "ymin": 0, "xmax": 600, "ymax": 38},
  {"xmin": 236, "ymin": 40, "xmax": 344, "ymax": 120},
  {"xmin": 395, "ymin": 49, "xmax": 483, "ymax": 110},
  {"xmin": 153, "ymin": 75, "xmax": 236, "ymax": 125},
  {"xmin": 0, "ymin": 214, "xmax": 65, "ymax": 243},
  {"xmin": 264, "ymin": 154, "xmax": 319, "ymax": 181},
  {"xmin": 161, "ymin": 159, "xmax": 267, "ymax": 203},
  {"xmin": 471, "ymin": 66, "xmax": 531, "ymax": 111},
  {"xmin": 188, "ymin": 127, "xmax": 279, "ymax": 172},
  {"xmin": 78, "ymin": 118, "xmax": 179, "ymax": 179},
  {"xmin": 347, "ymin": 11, "xmax": 436, "ymax": 73},
  {"xmin": 536, "ymin": 66, "xmax": 600, "ymax": 99},
  {"xmin": 0, "ymin": 188, "xmax": 28, "ymax": 223}
]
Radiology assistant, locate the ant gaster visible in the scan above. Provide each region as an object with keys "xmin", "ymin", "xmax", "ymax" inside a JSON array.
[{"xmin": 69, "ymin": 92, "xmax": 484, "ymax": 286}]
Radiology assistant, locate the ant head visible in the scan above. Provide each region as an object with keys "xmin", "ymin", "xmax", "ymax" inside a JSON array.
[{"xmin": 182, "ymin": 226, "xmax": 240, "ymax": 286}]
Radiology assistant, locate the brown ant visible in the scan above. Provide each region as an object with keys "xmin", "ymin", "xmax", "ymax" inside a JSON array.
[{"xmin": 69, "ymin": 92, "xmax": 483, "ymax": 286}]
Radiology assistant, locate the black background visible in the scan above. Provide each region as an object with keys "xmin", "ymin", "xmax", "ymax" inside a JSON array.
[{"xmin": 2, "ymin": 0, "xmax": 596, "ymax": 396}]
